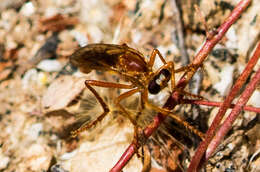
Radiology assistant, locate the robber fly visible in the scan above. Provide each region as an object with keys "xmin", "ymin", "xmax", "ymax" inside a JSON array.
[{"xmin": 69, "ymin": 43, "xmax": 204, "ymax": 139}]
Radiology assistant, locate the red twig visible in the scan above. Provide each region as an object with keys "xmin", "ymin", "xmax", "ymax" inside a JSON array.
[
  {"xmin": 188, "ymin": 13, "xmax": 257, "ymax": 172},
  {"xmin": 181, "ymin": 99, "xmax": 260, "ymax": 113},
  {"xmin": 206, "ymin": 66, "xmax": 260, "ymax": 160},
  {"xmin": 110, "ymin": 0, "xmax": 252, "ymax": 171},
  {"xmin": 205, "ymin": 41, "xmax": 260, "ymax": 158}
]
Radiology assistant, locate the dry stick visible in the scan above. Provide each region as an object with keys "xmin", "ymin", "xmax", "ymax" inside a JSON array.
[
  {"xmin": 189, "ymin": 38, "xmax": 258, "ymax": 171},
  {"xmin": 187, "ymin": 1, "xmax": 255, "ymax": 170},
  {"xmin": 181, "ymin": 99, "xmax": 260, "ymax": 113},
  {"xmin": 110, "ymin": 1, "xmax": 251, "ymax": 171},
  {"xmin": 206, "ymin": 43, "xmax": 260, "ymax": 160}
]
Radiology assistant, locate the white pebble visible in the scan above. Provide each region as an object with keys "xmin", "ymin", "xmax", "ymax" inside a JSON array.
[
  {"xmin": 71, "ymin": 30, "xmax": 88, "ymax": 47},
  {"xmin": 24, "ymin": 123, "xmax": 43, "ymax": 141},
  {"xmin": 20, "ymin": 2, "xmax": 35, "ymax": 17},
  {"xmin": 60, "ymin": 151, "xmax": 77, "ymax": 160},
  {"xmin": 213, "ymin": 65, "xmax": 234, "ymax": 96},
  {"xmin": 37, "ymin": 59, "xmax": 62, "ymax": 72},
  {"xmin": 248, "ymin": 90, "xmax": 260, "ymax": 107},
  {"xmin": 225, "ymin": 26, "xmax": 238, "ymax": 49},
  {"xmin": 22, "ymin": 69, "xmax": 38, "ymax": 89},
  {"xmin": 0, "ymin": 149, "xmax": 10, "ymax": 170}
]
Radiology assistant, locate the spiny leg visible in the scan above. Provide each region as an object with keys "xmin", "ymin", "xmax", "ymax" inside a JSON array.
[
  {"xmin": 174, "ymin": 63, "xmax": 206, "ymax": 99},
  {"xmin": 148, "ymin": 49, "xmax": 204, "ymax": 95},
  {"xmin": 141, "ymin": 90, "xmax": 205, "ymax": 140},
  {"xmin": 135, "ymin": 91, "xmax": 145, "ymax": 125},
  {"xmin": 152, "ymin": 61, "xmax": 204, "ymax": 96},
  {"xmin": 147, "ymin": 49, "xmax": 177, "ymax": 93},
  {"xmin": 115, "ymin": 88, "xmax": 140, "ymax": 126},
  {"xmin": 147, "ymin": 50, "xmax": 204, "ymax": 138},
  {"xmin": 141, "ymin": 145, "xmax": 151, "ymax": 172},
  {"xmin": 84, "ymin": 80, "xmax": 134, "ymax": 89},
  {"xmin": 71, "ymin": 80, "xmax": 134, "ymax": 137},
  {"xmin": 147, "ymin": 50, "xmax": 205, "ymax": 132},
  {"xmin": 174, "ymin": 63, "xmax": 202, "ymax": 74},
  {"xmin": 115, "ymin": 88, "xmax": 146, "ymax": 148},
  {"xmin": 179, "ymin": 89, "xmax": 204, "ymax": 100},
  {"xmin": 148, "ymin": 49, "xmax": 167, "ymax": 68}
]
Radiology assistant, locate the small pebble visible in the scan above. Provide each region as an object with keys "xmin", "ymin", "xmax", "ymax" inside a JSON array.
[
  {"xmin": 24, "ymin": 123, "xmax": 43, "ymax": 141},
  {"xmin": 0, "ymin": 149, "xmax": 10, "ymax": 170},
  {"xmin": 22, "ymin": 69, "xmax": 38, "ymax": 89},
  {"xmin": 71, "ymin": 30, "xmax": 88, "ymax": 47},
  {"xmin": 20, "ymin": 2, "xmax": 35, "ymax": 17},
  {"xmin": 213, "ymin": 65, "xmax": 234, "ymax": 96},
  {"xmin": 37, "ymin": 59, "xmax": 63, "ymax": 72},
  {"xmin": 248, "ymin": 90, "xmax": 260, "ymax": 107}
]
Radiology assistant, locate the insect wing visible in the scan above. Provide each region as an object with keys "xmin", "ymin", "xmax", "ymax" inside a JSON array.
[{"xmin": 69, "ymin": 44, "xmax": 125, "ymax": 73}]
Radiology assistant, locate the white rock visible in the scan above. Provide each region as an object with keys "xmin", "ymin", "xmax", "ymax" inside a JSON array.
[
  {"xmin": 60, "ymin": 151, "xmax": 77, "ymax": 160},
  {"xmin": 22, "ymin": 69, "xmax": 38, "ymax": 89},
  {"xmin": 44, "ymin": 7, "xmax": 59, "ymax": 17},
  {"xmin": 20, "ymin": 2, "xmax": 35, "ymax": 17},
  {"xmin": 248, "ymin": 90, "xmax": 260, "ymax": 107},
  {"xmin": 60, "ymin": 120, "xmax": 142, "ymax": 172},
  {"xmin": 37, "ymin": 59, "xmax": 63, "ymax": 72},
  {"xmin": 0, "ymin": 149, "xmax": 10, "ymax": 170},
  {"xmin": 70, "ymin": 30, "xmax": 88, "ymax": 47},
  {"xmin": 213, "ymin": 65, "xmax": 234, "ymax": 96},
  {"xmin": 225, "ymin": 26, "xmax": 238, "ymax": 49},
  {"xmin": 24, "ymin": 123, "xmax": 43, "ymax": 141},
  {"xmin": 25, "ymin": 144, "xmax": 52, "ymax": 171}
]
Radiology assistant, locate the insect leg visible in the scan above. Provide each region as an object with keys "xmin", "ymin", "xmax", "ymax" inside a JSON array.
[
  {"xmin": 148, "ymin": 49, "xmax": 204, "ymax": 93},
  {"xmin": 147, "ymin": 49, "xmax": 177, "ymax": 91},
  {"xmin": 84, "ymin": 80, "xmax": 134, "ymax": 89},
  {"xmin": 179, "ymin": 90, "xmax": 204, "ymax": 100},
  {"xmin": 135, "ymin": 94, "xmax": 145, "ymax": 126},
  {"xmin": 71, "ymin": 80, "xmax": 134, "ymax": 137},
  {"xmin": 148, "ymin": 49, "xmax": 167, "ymax": 68},
  {"xmin": 114, "ymin": 88, "xmax": 139, "ymax": 126},
  {"xmin": 115, "ymin": 88, "xmax": 145, "ymax": 150},
  {"xmin": 152, "ymin": 60, "xmax": 205, "ymax": 99},
  {"xmin": 174, "ymin": 63, "xmax": 206, "ymax": 99},
  {"xmin": 174, "ymin": 63, "xmax": 202, "ymax": 73},
  {"xmin": 141, "ymin": 90, "xmax": 205, "ymax": 140},
  {"xmin": 141, "ymin": 145, "xmax": 151, "ymax": 172},
  {"xmin": 152, "ymin": 61, "xmax": 176, "ymax": 92},
  {"xmin": 151, "ymin": 62, "xmax": 204, "ymax": 99}
]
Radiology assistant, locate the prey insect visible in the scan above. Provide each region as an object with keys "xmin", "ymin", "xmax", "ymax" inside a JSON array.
[{"xmin": 69, "ymin": 43, "xmax": 204, "ymax": 139}]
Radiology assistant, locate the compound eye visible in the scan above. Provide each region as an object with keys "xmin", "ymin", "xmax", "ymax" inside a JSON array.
[{"xmin": 148, "ymin": 80, "xmax": 160, "ymax": 94}]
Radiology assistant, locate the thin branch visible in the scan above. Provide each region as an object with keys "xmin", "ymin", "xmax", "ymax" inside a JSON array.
[
  {"xmin": 188, "ymin": 5, "xmax": 257, "ymax": 168},
  {"xmin": 181, "ymin": 99, "xmax": 260, "ymax": 113},
  {"xmin": 205, "ymin": 42, "xmax": 260, "ymax": 160},
  {"xmin": 206, "ymin": 67, "xmax": 260, "ymax": 160}
]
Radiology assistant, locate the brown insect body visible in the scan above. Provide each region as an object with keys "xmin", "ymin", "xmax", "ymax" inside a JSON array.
[
  {"xmin": 70, "ymin": 43, "xmax": 160, "ymax": 91},
  {"xmin": 69, "ymin": 43, "xmax": 204, "ymax": 140}
]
